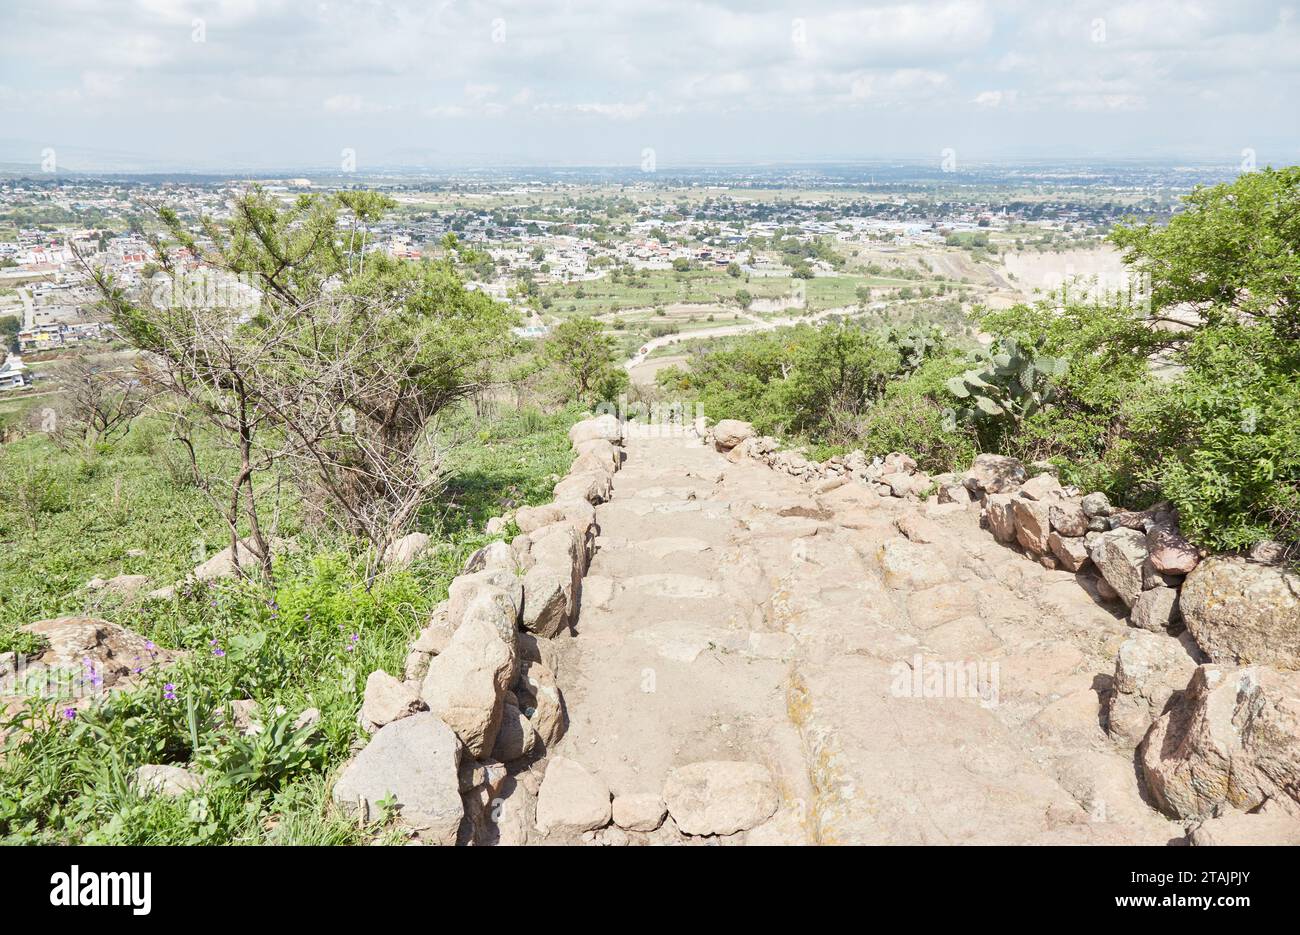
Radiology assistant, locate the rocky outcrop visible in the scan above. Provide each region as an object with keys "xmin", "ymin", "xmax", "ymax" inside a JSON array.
[
  {"xmin": 1139, "ymin": 664, "xmax": 1300, "ymax": 821},
  {"xmin": 1106, "ymin": 630, "xmax": 1203, "ymax": 747},
  {"xmin": 662, "ymin": 760, "xmax": 779, "ymax": 836},
  {"xmin": 1179, "ymin": 556, "xmax": 1300, "ymax": 671},
  {"xmin": 8, "ymin": 617, "xmax": 179, "ymax": 707}
]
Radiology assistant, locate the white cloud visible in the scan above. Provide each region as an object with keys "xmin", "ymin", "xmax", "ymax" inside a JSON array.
[{"xmin": 0, "ymin": 0, "xmax": 1295, "ymax": 162}]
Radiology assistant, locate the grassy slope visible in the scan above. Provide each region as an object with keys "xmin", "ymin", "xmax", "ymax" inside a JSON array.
[{"xmin": 0, "ymin": 403, "xmax": 581, "ymax": 844}]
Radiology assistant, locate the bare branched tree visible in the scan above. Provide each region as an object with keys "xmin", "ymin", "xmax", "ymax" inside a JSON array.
[
  {"xmin": 85, "ymin": 258, "xmax": 286, "ymax": 582},
  {"xmin": 47, "ymin": 356, "xmax": 155, "ymax": 451}
]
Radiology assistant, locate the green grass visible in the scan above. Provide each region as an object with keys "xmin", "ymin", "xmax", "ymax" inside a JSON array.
[
  {"xmin": 0, "ymin": 402, "xmax": 582, "ymax": 844},
  {"xmin": 542, "ymin": 268, "xmax": 965, "ymax": 318}
]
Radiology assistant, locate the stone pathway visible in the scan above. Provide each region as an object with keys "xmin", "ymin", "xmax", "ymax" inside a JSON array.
[{"xmin": 543, "ymin": 430, "xmax": 1183, "ymax": 844}]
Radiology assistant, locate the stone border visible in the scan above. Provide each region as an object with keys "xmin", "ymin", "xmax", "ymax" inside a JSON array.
[{"xmin": 332, "ymin": 413, "xmax": 625, "ymax": 844}]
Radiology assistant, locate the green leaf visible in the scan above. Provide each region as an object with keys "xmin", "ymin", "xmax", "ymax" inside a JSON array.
[
  {"xmin": 975, "ymin": 396, "xmax": 1004, "ymax": 416},
  {"xmin": 945, "ymin": 376, "xmax": 971, "ymax": 398}
]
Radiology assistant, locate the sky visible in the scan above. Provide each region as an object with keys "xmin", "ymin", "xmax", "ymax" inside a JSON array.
[{"xmin": 1, "ymin": 0, "xmax": 1298, "ymax": 171}]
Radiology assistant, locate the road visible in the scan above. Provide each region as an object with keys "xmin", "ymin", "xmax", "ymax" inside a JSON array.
[{"xmin": 623, "ymin": 303, "xmax": 866, "ymax": 371}]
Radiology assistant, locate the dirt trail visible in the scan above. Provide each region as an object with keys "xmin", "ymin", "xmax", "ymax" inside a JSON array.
[{"xmin": 546, "ymin": 431, "xmax": 1181, "ymax": 844}]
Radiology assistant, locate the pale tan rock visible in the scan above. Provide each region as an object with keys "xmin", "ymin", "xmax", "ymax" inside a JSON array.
[
  {"xmin": 1130, "ymin": 586, "xmax": 1181, "ymax": 633},
  {"xmin": 1048, "ymin": 502, "xmax": 1088, "ymax": 537},
  {"xmin": 490, "ymin": 702, "xmax": 538, "ymax": 763},
  {"xmin": 1189, "ymin": 803, "xmax": 1300, "ymax": 845},
  {"xmin": 1018, "ymin": 473, "xmax": 1062, "ymax": 501},
  {"xmin": 662, "ymin": 760, "xmax": 778, "ymax": 836},
  {"xmin": 712, "ymin": 419, "xmax": 756, "ymax": 451},
  {"xmin": 895, "ymin": 513, "xmax": 943, "ymax": 545},
  {"xmin": 133, "ymin": 764, "xmax": 202, "ymax": 798},
  {"xmin": 361, "ymin": 669, "xmax": 425, "ymax": 732},
  {"xmin": 382, "ymin": 532, "xmax": 431, "ymax": 568},
  {"xmin": 1048, "ymin": 532, "xmax": 1090, "ymax": 572},
  {"xmin": 612, "ymin": 792, "xmax": 667, "ymax": 832},
  {"xmin": 515, "ymin": 660, "xmax": 566, "ymax": 747},
  {"xmin": 878, "ymin": 539, "xmax": 951, "ymax": 590},
  {"xmin": 419, "ymin": 607, "xmax": 517, "ymax": 758},
  {"xmin": 568, "ymin": 414, "xmax": 622, "ymax": 446},
  {"xmin": 983, "ymin": 493, "xmax": 1017, "ymax": 544},
  {"xmin": 535, "ymin": 757, "xmax": 611, "ymax": 835},
  {"xmin": 965, "ymin": 453, "xmax": 1026, "ymax": 494},
  {"xmin": 1092, "ymin": 528, "xmax": 1148, "ymax": 608}
]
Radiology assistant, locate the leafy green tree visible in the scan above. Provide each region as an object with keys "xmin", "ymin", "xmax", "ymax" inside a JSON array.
[
  {"xmin": 1111, "ymin": 166, "xmax": 1300, "ymax": 342},
  {"xmin": 545, "ymin": 317, "xmax": 626, "ymax": 403}
]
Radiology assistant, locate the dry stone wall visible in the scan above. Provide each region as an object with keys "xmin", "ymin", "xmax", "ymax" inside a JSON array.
[{"xmin": 331, "ymin": 413, "xmax": 624, "ymax": 844}]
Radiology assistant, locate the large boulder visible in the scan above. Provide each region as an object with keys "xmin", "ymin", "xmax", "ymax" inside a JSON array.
[
  {"xmin": 1106, "ymin": 630, "xmax": 1202, "ymax": 747},
  {"xmin": 462, "ymin": 540, "xmax": 515, "ymax": 575},
  {"xmin": 1091, "ymin": 528, "xmax": 1148, "ymax": 608},
  {"xmin": 332, "ymin": 713, "xmax": 464, "ymax": 843},
  {"xmin": 965, "ymin": 454, "xmax": 1026, "ymax": 495},
  {"xmin": 712, "ymin": 419, "xmax": 756, "ymax": 452},
  {"xmin": 515, "ymin": 499, "xmax": 596, "ymax": 540},
  {"xmin": 553, "ymin": 470, "xmax": 613, "ymax": 505},
  {"xmin": 1047, "ymin": 532, "xmax": 1091, "ymax": 573},
  {"xmin": 490, "ymin": 702, "xmax": 539, "ymax": 763},
  {"xmin": 17, "ymin": 617, "xmax": 178, "ymax": 695},
  {"xmin": 535, "ymin": 757, "xmax": 611, "ymax": 835},
  {"xmin": 1081, "ymin": 492, "xmax": 1112, "ymax": 517},
  {"xmin": 419, "ymin": 598, "xmax": 518, "ymax": 758},
  {"xmin": 446, "ymin": 569, "xmax": 523, "ymax": 629},
  {"xmin": 568, "ymin": 414, "xmax": 622, "ymax": 447},
  {"xmin": 520, "ymin": 565, "xmax": 572, "ymax": 638},
  {"xmin": 1179, "ymin": 556, "xmax": 1300, "ymax": 671},
  {"xmin": 1048, "ymin": 502, "xmax": 1088, "ymax": 537},
  {"xmin": 612, "ymin": 793, "xmax": 668, "ymax": 832},
  {"xmin": 662, "ymin": 760, "xmax": 778, "ymax": 836},
  {"xmin": 1139, "ymin": 664, "xmax": 1300, "ymax": 820},
  {"xmin": 192, "ymin": 537, "xmax": 294, "ymax": 580},
  {"xmin": 881, "ymin": 471, "xmax": 931, "ymax": 499},
  {"xmin": 1018, "ymin": 473, "xmax": 1062, "ymax": 501}
]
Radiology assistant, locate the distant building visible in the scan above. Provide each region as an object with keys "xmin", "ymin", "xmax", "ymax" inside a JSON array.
[{"xmin": 0, "ymin": 355, "xmax": 29, "ymax": 391}]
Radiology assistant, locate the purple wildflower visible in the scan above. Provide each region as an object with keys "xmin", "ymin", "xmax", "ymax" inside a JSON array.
[
  {"xmin": 62, "ymin": 707, "xmax": 77, "ymax": 720},
  {"xmin": 346, "ymin": 633, "xmax": 359, "ymax": 653},
  {"xmin": 163, "ymin": 683, "xmax": 177, "ymax": 700},
  {"xmin": 209, "ymin": 638, "xmax": 226, "ymax": 658}
]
